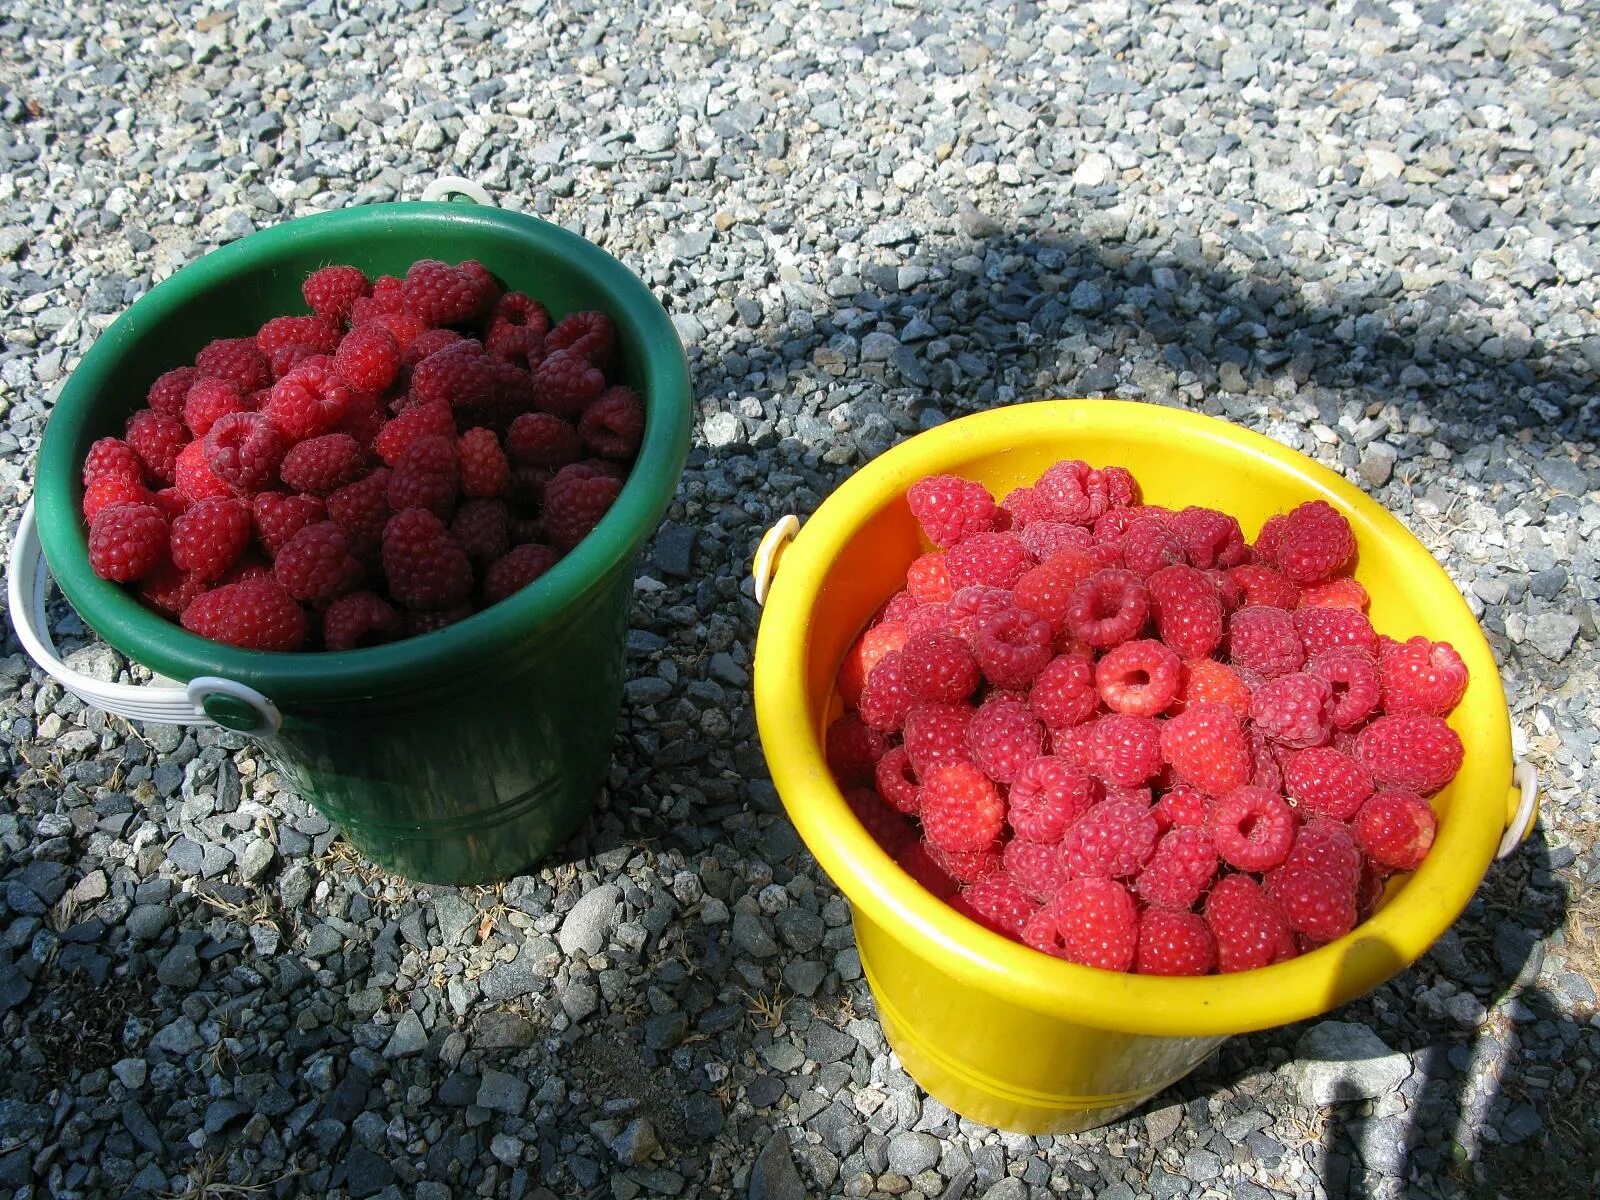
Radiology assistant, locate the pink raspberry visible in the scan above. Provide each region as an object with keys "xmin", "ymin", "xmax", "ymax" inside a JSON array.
[
  {"xmin": 1154, "ymin": 783, "xmax": 1211, "ymax": 831},
  {"xmin": 381, "ymin": 508, "xmax": 474, "ymax": 611},
  {"xmin": 920, "ymin": 762, "xmax": 1006, "ymax": 853},
  {"xmin": 1019, "ymin": 521, "xmax": 1095, "ymax": 563},
  {"xmin": 1094, "ymin": 638, "xmax": 1180, "ymax": 717},
  {"xmin": 1264, "ymin": 863, "xmax": 1357, "ymax": 943},
  {"xmin": 1003, "ymin": 838, "xmax": 1070, "ymax": 902},
  {"xmin": 1354, "ymin": 790, "xmax": 1437, "ymax": 871},
  {"xmin": 1246, "ymin": 725, "xmax": 1284, "ymax": 794},
  {"xmin": 1035, "ymin": 459, "xmax": 1114, "ymax": 526},
  {"xmin": 321, "ymin": 590, "xmax": 402, "ymax": 651},
  {"xmin": 1228, "ymin": 563, "xmax": 1301, "ymax": 611},
  {"xmin": 966, "ymin": 694, "xmax": 1045, "ymax": 784},
  {"xmin": 1007, "ymin": 756, "xmax": 1098, "ymax": 842},
  {"xmin": 1204, "ymin": 873, "xmax": 1296, "ymax": 973},
  {"xmin": 1119, "ymin": 515, "xmax": 1186, "ymax": 577},
  {"xmin": 1227, "ymin": 605, "xmax": 1305, "ymax": 678},
  {"xmin": 905, "ymin": 474, "xmax": 998, "ymax": 548},
  {"xmin": 1378, "ymin": 636, "xmax": 1469, "ymax": 717},
  {"xmin": 264, "ymin": 359, "xmax": 350, "ymax": 443},
  {"xmin": 1066, "ymin": 569, "xmax": 1149, "ymax": 649},
  {"xmin": 180, "ymin": 578, "xmax": 308, "ymax": 651},
  {"xmin": 1272, "ymin": 500, "xmax": 1355, "ymax": 584},
  {"xmin": 1001, "ymin": 486, "xmax": 1050, "ymax": 529},
  {"xmin": 1022, "ymin": 877, "xmax": 1137, "ymax": 971},
  {"xmin": 1160, "ymin": 702, "xmax": 1252, "ymax": 796},
  {"xmin": 1307, "ymin": 646, "xmax": 1382, "ymax": 728},
  {"xmin": 858, "ymin": 652, "xmax": 912, "ymax": 733},
  {"xmin": 1135, "ymin": 909, "xmax": 1217, "ymax": 976},
  {"xmin": 1168, "ymin": 506, "xmax": 1248, "ymax": 569},
  {"xmin": 874, "ymin": 745, "xmax": 922, "ymax": 814},
  {"xmin": 927, "ymin": 840, "xmax": 1005, "ymax": 885},
  {"xmin": 902, "ymin": 702, "xmax": 975, "ymax": 777},
  {"xmin": 898, "ymin": 630, "xmax": 980, "ymax": 704},
  {"xmin": 1059, "ymin": 797, "xmax": 1159, "ymax": 879},
  {"xmin": 170, "ymin": 497, "xmax": 251, "ymax": 579},
  {"xmin": 1283, "ymin": 747, "xmax": 1373, "ymax": 820},
  {"xmin": 1146, "ymin": 564, "xmax": 1225, "ymax": 660},
  {"xmin": 1136, "ymin": 825, "xmax": 1219, "ymax": 909},
  {"xmin": 1087, "ymin": 713, "xmax": 1164, "ymax": 787},
  {"xmin": 87, "ymin": 503, "xmax": 169, "ymax": 582},
  {"xmin": 1294, "ymin": 606, "xmax": 1378, "ymax": 658},
  {"xmin": 971, "ymin": 606, "xmax": 1053, "ymax": 689},
  {"xmin": 945, "ymin": 585, "xmax": 1013, "ymax": 640},
  {"xmin": 952, "ymin": 875, "xmax": 1038, "ymax": 938},
  {"xmin": 1251, "ymin": 672, "xmax": 1335, "ymax": 749},
  {"xmin": 1209, "ymin": 786, "xmax": 1296, "ymax": 872},
  {"xmin": 945, "ymin": 532, "xmax": 1033, "ymax": 590},
  {"xmin": 1284, "ymin": 818, "xmax": 1364, "ymax": 886},
  {"xmin": 1028, "ymin": 652, "xmax": 1099, "ymax": 730},
  {"xmin": 544, "ymin": 462, "xmax": 623, "ymax": 552},
  {"xmin": 1012, "ymin": 549, "xmax": 1097, "ymax": 633},
  {"xmin": 1353, "ymin": 715, "xmax": 1463, "ymax": 795}
]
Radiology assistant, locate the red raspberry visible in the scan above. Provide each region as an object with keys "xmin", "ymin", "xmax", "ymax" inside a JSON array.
[
  {"xmin": 1174, "ymin": 658, "xmax": 1253, "ymax": 719},
  {"xmin": 1035, "ymin": 459, "xmax": 1114, "ymax": 526},
  {"xmin": 896, "ymin": 839, "xmax": 959, "ymax": 896},
  {"xmin": 1246, "ymin": 725, "xmax": 1284, "ymax": 793},
  {"xmin": 898, "ymin": 630, "xmax": 979, "ymax": 704},
  {"xmin": 944, "ymin": 532, "xmax": 1031, "ymax": 590},
  {"xmin": 195, "ymin": 337, "xmax": 270, "ymax": 394},
  {"xmin": 136, "ymin": 561, "xmax": 205, "ymax": 615},
  {"xmin": 906, "ymin": 474, "xmax": 998, "ymax": 548},
  {"xmin": 1155, "ymin": 783, "xmax": 1211, "ymax": 830},
  {"xmin": 1059, "ymin": 797, "xmax": 1159, "ymax": 879},
  {"xmin": 169, "ymin": 497, "xmax": 251, "ymax": 579},
  {"xmin": 1227, "ymin": 564, "xmax": 1302, "ymax": 610},
  {"xmin": 483, "ymin": 543, "xmax": 560, "ymax": 605},
  {"xmin": 1283, "ymin": 748, "xmax": 1372, "ymax": 819},
  {"xmin": 150, "ymin": 489, "xmax": 188, "ymax": 522},
  {"xmin": 1273, "ymin": 500, "xmax": 1355, "ymax": 584},
  {"xmin": 1092, "ymin": 507, "xmax": 1141, "ymax": 544},
  {"xmin": 545, "ymin": 310, "xmax": 616, "ymax": 370},
  {"xmin": 376, "ymin": 399, "xmax": 457, "ymax": 466},
  {"xmin": 544, "ymin": 462, "xmax": 623, "ymax": 552},
  {"xmin": 1354, "ymin": 715, "xmax": 1463, "ymax": 794},
  {"xmin": 1028, "ymin": 652, "xmax": 1098, "ymax": 730},
  {"xmin": 250, "ymin": 493, "xmax": 324, "ymax": 557},
  {"xmin": 952, "ymin": 874, "xmax": 1037, "ymax": 938},
  {"xmin": 301, "ymin": 265, "xmax": 370, "ymax": 324},
  {"xmin": 201, "ymin": 412, "xmax": 284, "ymax": 495},
  {"xmin": 403, "ymin": 327, "xmax": 466, "ymax": 369},
  {"xmin": 1354, "ymin": 790, "xmax": 1437, "ymax": 871},
  {"xmin": 265, "ymin": 343, "xmax": 322, "ymax": 381},
  {"xmin": 1160, "ymin": 703, "xmax": 1251, "ymax": 795},
  {"xmin": 1095, "ymin": 638, "xmax": 1180, "ymax": 717},
  {"xmin": 505, "ymin": 411, "xmax": 582, "ymax": 468},
  {"xmin": 172, "ymin": 439, "xmax": 232, "ymax": 503},
  {"xmin": 1294, "ymin": 606, "xmax": 1377, "ymax": 659},
  {"xmin": 492, "ymin": 292, "xmax": 552, "ymax": 340},
  {"xmin": 1087, "ymin": 713, "xmax": 1164, "ymax": 786},
  {"xmin": 326, "ymin": 471, "xmax": 393, "ymax": 553},
  {"xmin": 1001, "ymin": 485, "xmax": 1049, "ymax": 529},
  {"xmin": 1379, "ymin": 637, "xmax": 1468, "ymax": 717},
  {"xmin": 838, "ymin": 621, "xmax": 908, "ymax": 708},
  {"xmin": 1251, "ymin": 672, "xmax": 1334, "ymax": 749},
  {"xmin": 399, "ymin": 259, "xmax": 485, "ymax": 327},
  {"xmin": 902, "ymin": 702, "xmax": 975, "ymax": 777},
  {"xmin": 369, "ymin": 274, "xmax": 405, "ymax": 313},
  {"xmin": 970, "ymin": 607, "xmax": 1053, "ymax": 689},
  {"xmin": 1252, "ymin": 513, "xmax": 1291, "ymax": 564},
  {"xmin": 333, "ymin": 326, "xmax": 401, "ymax": 393},
  {"xmin": 1307, "ymin": 647, "xmax": 1382, "ymax": 730},
  {"xmin": 1135, "ymin": 909, "xmax": 1217, "ymax": 976},
  {"xmin": 384, "ymin": 434, "xmax": 459, "ymax": 519},
  {"xmin": 1209, "ymin": 786, "xmax": 1296, "ymax": 872},
  {"xmin": 1205, "ymin": 873, "xmax": 1295, "ymax": 973},
  {"xmin": 1002, "ymin": 838, "xmax": 1069, "ymax": 901},
  {"xmin": 1019, "ymin": 520, "xmax": 1094, "ymax": 561},
  {"xmin": 920, "ymin": 761, "xmax": 1006, "ymax": 853},
  {"xmin": 337, "ymin": 390, "xmax": 386, "ymax": 450},
  {"xmin": 1145, "ymin": 564, "xmax": 1224, "ymax": 660},
  {"xmin": 1023, "ymin": 877, "xmax": 1137, "ymax": 971},
  {"xmin": 411, "ymin": 342, "xmax": 499, "ymax": 412},
  {"xmin": 966, "ymin": 695, "xmax": 1045, "ymax": 784},
  {"xmin": 1167, "ymin": 506, "xmax": 1248, "ymax": 569},
  {"xmin": 181, "ymin": 578, "xmax": 307, "ymax": 650},
  {"xmin": 578, "ymin": 386, "xmax": 644, "ymax": 461},
  {"xmin": 83, "ymin": 475, "xmax": 157, "ymax": 522},
  {"xmin": 404, "ymin": 603, "xmax": 476, "ymax": 636},
  {"xmin": 946, "ymin": 585, "xmax": 1013, "ymax": 640},
  {"xmin": 847, "ymin": 789, "xmax": 915, "ymax": 856},
  {"xmin": 1067, "ymin": 569, "xmax": 1149, "ymax": 649},
  {"xmin": 87, "ymin": 503, "xmax": 168, "ymax": 582},
  {"xmin": 264, "ymin": 360, "xmax": 350, "ymax": 443},
  {"xmin": 272, "ymin": 521, "xmax": 363, "ymax": 602},
  {"xmin": 1264, "ymin": 864, "xmax": 1357, "ymax": 943},
  {"xmin": 905, "ymin": 553, "xmax": 953, "ymax": 603},
  {"xmin": 368, "ymin": 310, "xmax": 431, "ymax": 354},
  {"xmin": 278, "ymin": 433, "xmax": 366, "ymax": 497},
  {"xmin": 873, "ymin": 745, "xmax": 921, "ymax": 814},
  {"xmin": 486, "ymin": 321, "xmax": 545, "ymax": 372},
  {"xmin": 1285, "ymin": 817, "xmax": 1364, "ymax": 886},
  {"xmin": 1136, "ymin": 825, "xmax": 1219, "ymax": 909},
  {"xmin": 449, "ymin": 498, "xmax": 511, "ymax": 567},
  {"xmin": 147, "ymin": 367, "xmax": 201, "ymax": 417},
  {"xmin": 1012, "ymin": 549, "xmax": 1097, "ymax": 632},
  {"xmin": 903, "ymin": 602, "xmax": 953, "ymax": 637},
  {"xmin": 83, "ymin": 437, "xmax": 144, "ymax": 488},
  {"xmin": 256, "ymin": 315, "xmax": 341, "ymax": 357},
  {"xmin": 321, "ymin": 590, "xmax": 402, "ymax": 651},
  {"xmin": 455, "ymin": 259, "xmax": 500, "ymax": 312},
  {"xmin": 182, "ymin": 377, "xmax": 248, "ymax": 438},
  {"xmin": 382, "ymin": 508, "xmax": 474, "ymax": 611},
  {"xmin": 859, "ymin": 652, "xmax": 912, "ymax": 733},
  {"xmin": 532, "ymin": 349, "xmax": 605, "ymax": 418},
  {"xmin": 123, "ymin": 410, "xmax": 190, "ymax": 485},
  {"xmin": 929, "ymin": 840, "xmax": 1006, "ymax": 885},
  {"xmin": 1119, "ymin": 515, "xmax": 1186, "ymax": 577},
  {"xmin": 1051, "ymin": 720, "xmax": 1096, "ymax": 770},
  {"xmin": 455, "ymin": 428, "xmax": 508, "ymax": 500},
  {"xmin": 1007, "ymin": 756, "xmax": 1097, "ymax": 842},
  {"xmin": 1100, "ymin": 466, "xmax": 1139, "ymax": 508},
  {"xmin": 1227, "ymin": 605, "xmax": 1305, "ymax": 677},
  {"xmin": 1299, "ymin": 578, "xmax": 1370, "ymax": 611},
  {"xmin": 1206, "ymin": 568, "xmax": 1246, "ymax": 613}
]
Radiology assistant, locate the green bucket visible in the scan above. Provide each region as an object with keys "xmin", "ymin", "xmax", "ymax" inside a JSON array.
[{"xmin": 21, "ymin": 195, "xmax": 691, "ymax": 885}]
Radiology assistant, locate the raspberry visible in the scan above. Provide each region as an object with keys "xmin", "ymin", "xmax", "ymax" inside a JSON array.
[
  {"xmin": 276, "ymin": 433, "xmax": 365, "ymax": 497},
  {"xmin": 1087, "ymin": 713, "xmax": 1164, "ymax": 786},
  {"xmin": 302, "ymin": 265, "xmax": 370, "ymax": 324},
  {"xmin": 147, "ymin": 367, "xmax": 201, "ymax": 417},
  {"xmin": 1019, "ymin": 520, "xmax": 1094, "ymax": 562},
  {"xmin": 971, "ymin": 607, "xmax": 1053, "ymax": 689},
  {"xmin": 1206, "ymin": 568, "xmax": 1246, "ymax": 613},
  {"xmin": 1028, "ymin": 652, "xmax": 1099, "ymax": 730},
  {"xmin": 905, "ymin": 553, "xmax": 953, "ymax": 603},
  {"xmin": 1067, "ymin": 569, "xmax": 1149, "ymax": 649},
  {"xmin": 895, "ymin": 839, "xmax": 959, "ymax": 896},
  {"xmin": 859, "ymin": 651, "xmax": 913, "ymax": 733},
  {"xmin": 83, "ymin": 437, "xmax": 145, "ymax": 488},
  {"xmin": 838, "ymin": 620, "xmax": 908, "ymax": 707},
  {"xmin": 1001, "ymin": 486, "xmax": 1050, "ymax": 529},
  {"xmin": 1120, "ymin": 515, "xmax": 1187, "ymax": 577},
  {"xmin": 952, "ymin": 875, "xmax": 1037, "ymax": 938},
  {"xmin": 456, "ymin": 259, "xmax": 500, "ymax": 312},
  {"xmin": 1209, "ymin": 786, "xmax": 1296, "ymax": 872},
  {"xmin": 1205, "ymin": 873, "xmax": 1295, "ymax": 973},
  {"xmin": 928, "ymin": 840, "xmax": 1005, "ymax": 884},
  {"xmin": 403, "ymin": 603, "xmax": 476, "ymax": 636},
  {"xmin": 1144, "ymin": 564, "xmax": 1224, "ymax": 660},
  {"xmin": 1227, "ymin": 605, "xmax": 1304, "ymax": 677},
  {"xmin": 491, "ymin": 292, "xmax": 552, "ymax": 340},
  {"xmin": 256, "ymin": 315, "xmax": 342, "ymax": 357},
  {"xmin": 906, "ymin": 474, "xmax": 998, "ymax": 548},
  {"xmin": 1379, "ymin": 637, "xmax": 1468, "ymax": 717},
  {"xmin": 1159, "ymin": 703, "xmax": 1251, "ymax": 796},
  {"xmin": 1135, "ymin": 909, "xmax": 1217, "ymax": 976},
  {"xmin": 1251, "ymin": 672, "xmax": 1335, "ymax": 749},
  {"xmin": 504, "ymin": 411, "xmax": 582, "ymax": 469},
  {"xmin": 1168, "ymin": 506, "xmax": 1248, "ymax": 569},
  {"xmin": 1059, "ymin": 798, "xmax": 1159, "ymax": 879},
  {"xmin": 1284, "ymin": 817, "xmax": 1364, "ymax": 886},
  {"xmin": 1227, "ymin": 564, "xmax": 1301, "ymax": 610},
  {"xmin": 545, "ymin": 310, "xmax": 616, "ymax": 370},
  {"xmin": 450, "ymin": 428, "xmax": 507, "ymax": 500},
  {"xmin": 1051, "ymin": 720, "xmax": 1096, "ymax": 770},
  {"xmin": 1012, "ymin": 550, "xmax": 1097, "ymax": 632},
  {"xmin": 400, "ymin": 259, "xmax": 485, "ymax": 327},
  {"xmin": 1283, "ymin": 748, "xmax": 1372, "ymax": 820},
  {"xmin": 1155, "ymin": 783, "xmax": 1211, "ymax": 831},
  {"xmin": 1294, "ymin": 606, "xmax": 1377, "ymax": 659},
  {"xmin": 1093, "ymin": 507, "xmax": 1141, "ymax": 544},
  {"xmin": 249, "ymin": 493, "xmax": 323, "ymax": 558},
  {"xmin": 1035, "ymin": 460, "xmax": 1113, "ymax": 526},
  {"xmin": 264, "ymin": 360, "xmax": 350, "ymax": 443},
  {"xmin": 1354, "ymin": 790, "xmax": 1437, "ymax": 871},
  {"xmin": 1299, "ymin": 578, "xmax": 1370, "ymax": 611},
  {"xmin": 182, "ymin": 377, "xmax": 248, "ymax": 438},
  {"xmin": 123, "ymin": 410, "xmax": 190, "ymax": 486},
  {"xmin": 1023, "ymin": 877, "xmax": 1137, "ymax": 971},
  {"xmin": 1273, "ymin": 500, "xmax": 1355, "ymax": 584},
  {"xmin": 180, "ymin": 577, "xmax": 307, "ymax": 651},
  {"xmin": 483, "ymin": 543, "xmax": 559, "ymax": 605},
  {"xmin": 873, "ymin": 745, "xmax": 921, "ymax": 814},
  {"xmin": 172, "ymin": 439, "xmax": 232, "ymax": 503},
  {"xmin": 82, "ymin": 472, "xmax": 158, "ymax": 523},
  {"xmin": 903, "ymin": 702, "xmax": 975, "ymax": 776},
  {"xmin": 1100, "ymin": 466, "xmax": 1139, "ymax": 509},
  {"xmin": 1264, "ymin": 864, "xmax": 1357, "ymax": 943},
  {"xmin": 1307, "ymin": 646, "xmax": 1382, "ymax": 729},
  {"xmin": 1135, "ymin": 826, "xmax": 1218, "ymax": 909},
  {"xmin": 87, "ymin": 503, "xmax": 168, "ymax": 582},
  {"xmin": 577, "ymin": 386, "xmax": 644, "ymax": 461},
  {"xmin": 370, "ymin": 274, "xmax": 405, "ymax": 312},
  {"xmin": 370, "ymin": 310, "xmax": 431, "ymax": 354},
  {"xmin": 169, "ymin": 496, "xmax": 251, "ymax": 579},
  {"xmin": 946, "ymin": 585, "xmax": 1014, "ymax": 639},
  {"xmin": 824, "ymin": 713, "xmax": 888, "ymax": 787},
  {"xmin": 966, "ymin": 695, "xmax": 1045, "ymax": 784},
  {"xmin": 1007, "ymin": 756, "xmax": 1097, "ymax": 842},
  {"xmin": 1354, "ymin": 714, "xmax": 1463, "ymax": 794},
  {"xmin": 920, "ymin": 761, "xmax": 1006, "ymax": 853},
  {"xmin": 533, "ymin": 349, "xmax": 605, "ymax": 418},
  {"xmin": 383, "ymin": 435, "xmax": 458, "ymax": 519},
  {"xmin": 946, "ymin": 532, "xmax": 1033, "ymax": 590},
  {"xmin": 321, "ymin": 590, "xmax": 402, "ymax": 651},
  {"xmin": 1246, "ymin": 725, "xmax": 1284, "ymax": 793},
  {"xmin": 326, "ymin": 470, "xmax": 393, "ymax": 552},
  {"xmin": 449, "ymin": 498, "xmax": 511, "ymax": 568},
  {"xmin": 1252, "ymin": 513, "xmax": 1292, "ymax": 564},
  {"xmin": 1094, "ymin": 638, "xmax": 1180, "ymax": 717},
  {"xmin": 382, "ymin": 508, "xmax": 474, "ymax": 611},
  {"xmin": 266, "ymin": 343, "xmax": 322, "ymax": 381},
  {"xmin": 195, "ymin": 337, "xmax": 270, "ymax": 394},
  {"xmin": 412, "ymin": 342, "xmax": 500, "ymax": 413},
  {"xmin": 200, "ymin": 412, "xmax": 283, "ymax": 495},
  {"xmin": 272, "ymin": 521, "xmax": 363, "ymax": 602},
  {"xmin": 1003, "ymin": 838, "xmax": 1070, "ymax": 901},
  {"xmin": 1175, "ymin": 658, "xmax": 1253, "ymax": 719},
  {"xmin": 333, "ymin": 325, "xmax": 401, "ymax": 393},
  {"xmin": 137, "ymin": 561, "xmax": 206, "ymax": 615},
  {"xmin": 376, "ymin": 399, "xmax": 457, "ymax": 466},
  {"xmin": 897, "ymin": 630, "xmax": 979, "ymax": 705},
  {"xmin": 404, "ymin": 327, "xmax": 467, "ymax": 370},
  {"xmin": 544, "ymin": 462, "xmax": 623, "ymax": 552}
]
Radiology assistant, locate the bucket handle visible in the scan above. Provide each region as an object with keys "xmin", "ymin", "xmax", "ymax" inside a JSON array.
[
  {"xmin": 6, "ymin": 501, "xmax": 282, "ymax": 733},
  {"xmin": 752, "ymin": 515, "xmax": 800, "ymax": 606},
  {"xmin": 1497, "ymin": 760, "xmax": 1539, "ymax": 859},
  {"xmin": 420, "ymin": 176, "xmax": 496, "ymax": 206}
]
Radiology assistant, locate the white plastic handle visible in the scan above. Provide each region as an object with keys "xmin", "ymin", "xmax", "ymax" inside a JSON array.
[
  {"xmin": 6, "ymin": 501, "xmax": 281, "ymax": 732},
  {"xmin": 420, "ymin": 176, "xmax": 495, "ymax": 206},
  {"xmin": 752, "ymin": 515, "xmax": 800, "ymax": 606},
  {"xmin": 1497, "ymin": 759, "xmax": 1539, "ymax": 860}
]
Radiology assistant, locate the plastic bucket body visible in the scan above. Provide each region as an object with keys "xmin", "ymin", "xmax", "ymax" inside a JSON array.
[
  {"xmin": 30, "ymin": 201, "xmax": 691, "ymax": 885},
  {"xmin": 754, "ymin": 399, "xmax": 1522, "ymax": 1133}
]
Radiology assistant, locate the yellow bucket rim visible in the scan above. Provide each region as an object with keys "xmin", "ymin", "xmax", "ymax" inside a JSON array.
[{"xmin": 754, "ymin": 398, "xmax": 1515, "ymax": 1039}]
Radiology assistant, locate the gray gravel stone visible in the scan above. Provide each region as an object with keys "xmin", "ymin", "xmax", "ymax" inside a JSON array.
[
  {"xmin": 749, "ymin": 1132, "xmax": 806, "ymax": 1200},
  {"xmin": 558, "ymin": 883, "xmax": 622, "ymax": 956},
  {"xmin": 1291, "ymin": 1022, "xmax": 1411, "ymax": 1105},
  {"xmin": 475, "ymin": 1069, "xmax": 529, "ymax": 1115}
]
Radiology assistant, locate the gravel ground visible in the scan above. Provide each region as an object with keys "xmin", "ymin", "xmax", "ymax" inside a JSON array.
[{"xmin": 2, "ymin": 1, "xmax": 1598, "ymax": 1198}]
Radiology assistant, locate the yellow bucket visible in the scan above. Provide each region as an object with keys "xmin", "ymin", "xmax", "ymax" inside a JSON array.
[{"xmin": 752, "ymin": 399, "xmax": 1537, "ymax": 1134}]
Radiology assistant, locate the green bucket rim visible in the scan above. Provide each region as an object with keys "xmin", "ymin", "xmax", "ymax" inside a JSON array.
[{"xmin": 33, "ymin": 201, "xmax": 692, "ymax": 703}]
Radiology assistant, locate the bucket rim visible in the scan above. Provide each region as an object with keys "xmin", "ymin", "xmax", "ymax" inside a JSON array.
[
  {"xmin": 754, "ymin": 398, "xmax": 1512, "ymax": 1039},
  {"xmin": 33, "ymin": 201, "xmax": 692, "ymax": 702}
]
